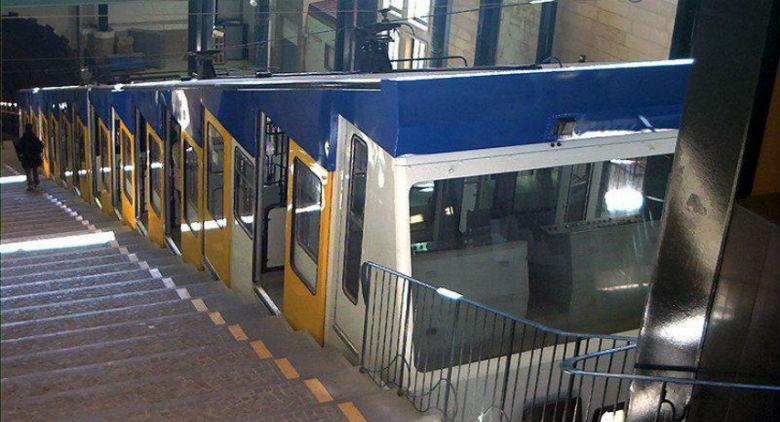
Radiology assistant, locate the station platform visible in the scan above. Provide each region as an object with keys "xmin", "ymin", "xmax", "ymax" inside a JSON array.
[{"xmin": 0, "ymin": 146, "xmax": 427, "ymax": 421}]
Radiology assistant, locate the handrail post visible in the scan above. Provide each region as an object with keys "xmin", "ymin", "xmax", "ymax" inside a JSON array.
[
  {"xmin": 397, "ymin": 278, "xmax": 412, "ymax": 396},
  {"xmin": 499, "ymin": 320, "xmax": 516, "ymax": 415},
  {"xmin": 442, "ymin": 297, "xmax": 461, "ymax": 419},
  {"xmin": 359, "ymin": 263, "xmax": 371, "ymax": 372}
]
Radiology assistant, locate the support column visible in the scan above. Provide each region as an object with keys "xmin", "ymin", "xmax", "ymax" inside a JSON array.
[
  {"xmin": 254, "ymin": 0, "xmax": 271, "ymax": 70},
  {"xmin": 334, "ymin": 0, "xmax": 353, "ymax": 71},
  {"xmin": 535, "ymin": 1, "xmax": 557, "ymax": 63},
  {"xmin": 187, "ymin": 0, "xmax": 201, "ymax": 75},
  {"xmin": 669, "ymin": 0, "xmax": 699, "ymax": 59},
  {"xmin": 429, "ymin": 0, "xmax": 451, "ymax": 68},
  {"xmin": 628, "ymin": 0, "xmax": 780, "ymax": 420},
  {"xmin": 473, "ymin": 0, "xmax": 501, "ymax": 66},
  {"xmin": 97, "ymin": 4, "xmax": 108, "ymax": 32}
]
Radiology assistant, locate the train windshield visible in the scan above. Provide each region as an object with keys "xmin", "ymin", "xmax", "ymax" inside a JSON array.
[{"xmin": 409, "ymin": 154, "xmax": 673, "ymax": 335}]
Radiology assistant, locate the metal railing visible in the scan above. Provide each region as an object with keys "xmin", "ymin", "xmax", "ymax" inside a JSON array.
[
  {"xmin": 561, "ymin": 344, "xmax": 780, "ymax": 421},
  {"xmin": 359, "ymin": 261, "xmax": 637, "ymax": 421}
]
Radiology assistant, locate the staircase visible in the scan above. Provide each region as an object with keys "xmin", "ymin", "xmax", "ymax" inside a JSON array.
[{"xmin": 1, "ymin": 176, "xmax": 429, "ymax": 420}]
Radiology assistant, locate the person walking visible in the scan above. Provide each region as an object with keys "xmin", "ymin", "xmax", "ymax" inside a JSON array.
[{"xmin": 15, "ymin": 123, "xmax": 44, "ymax": 191}]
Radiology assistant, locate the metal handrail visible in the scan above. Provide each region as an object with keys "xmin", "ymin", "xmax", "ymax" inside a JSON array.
[
  {"xmin": 364, "ymin": 261, "xmax": 636, "ymax": 343},
  {"xmin": 359, "ymin": 261, "xmax": 639, "ymax": 421},
  {"xmin": 561, "ymin": 344, "xmax": 780, "ymax": 392}
]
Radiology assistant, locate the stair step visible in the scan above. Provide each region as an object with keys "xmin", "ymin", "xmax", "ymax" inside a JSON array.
[
  {"xmin": 1, "ymin": 288, "xmax": 185, "ymax": 324},
  {"xmin": 1, "ymin": 304, "xmax": 273, "ymax": 357},
  {"xmin": 0, "ymin": 269, "xmax": 156, "ymax": 297},
  {"xmin": 0, "ymin": 246, "xmax": 123, "ymax": 267},
  {"xmin": 1, "ymin": 261, "xmax": 143, "ymax": 286},
  {"xmin": 1, "ymin": 292, "xmax": 263, "ymax": 340},
  {"xmin": 0, "ymin": 254, "xmax": 133, "ymax": 277},
  {"xmin": 1, "ymin": 322, "xmax": 244, "ymax": 378}
]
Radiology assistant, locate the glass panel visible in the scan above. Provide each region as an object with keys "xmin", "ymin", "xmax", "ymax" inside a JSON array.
[
  {"xmin": 233, "ymin": 148, "xmax": 256, "ymax": 237},
  {"xmin": 183, "ymin": 143, "xmax": 199, "ymax": 229},
  {"xmin": 342, "ymin": 136, "xmax": 368, "ymax": 304},
  {"xmin": 291, "ymin": 159, "xmax": 322, "ymax": 294},
  {"xmin": 206, "ymin": 124, "xmax": 225, "ymax": 226},
  {"xmin": 409, "ymin": 155, "xmax": 673, "ymax": 335},
  {"xmin": 122, "ymin": 129, "xmax": 132, "ymax": 201},
  {"xmin": 149, "ymin": 136, "xmax": 163, "ymax": 215}
]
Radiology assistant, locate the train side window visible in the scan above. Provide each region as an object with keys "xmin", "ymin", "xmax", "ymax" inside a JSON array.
[
  {"xmin": 206, "ymin": 124, "xmax": 225, "ymax": 226},
  {"xmin": 149, "ymin": 135, "xmax": 163, "ymax": 215},
  {"xmin": 290, "ymin": 159, "xmax": 322, "ymax": 294},
  {"xmin": 183, "ymin": 143, "xmax": 199, "ymax": 230},
  {"xmin": 233, "ymin": 148, "xmax": 256, "ymax": 237},
  {"xmin": 341, "ymin": 136, "xmax": 368, "ymax": 304},
  {"xmin": 121, "ymin": 129, "xmax": 132, "ymax": 201}
]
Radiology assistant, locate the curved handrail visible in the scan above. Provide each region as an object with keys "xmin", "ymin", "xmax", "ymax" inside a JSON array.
[
  {"xmin": 364, "ymin": 261, "xmax": 638, "ymax": 343},
  {"xmin": 560, "ymin": 344, "xmax": 780, "ymax": 392}
]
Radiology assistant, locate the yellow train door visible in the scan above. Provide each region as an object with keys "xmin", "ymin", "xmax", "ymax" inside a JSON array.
[
  {"xmin": 203, "ymin": 111, "xmax": 233, "ymax": 285},
  {"xmin": 96, "ymin": 118, "xmax": 115, "ymax": 216},
  {"xmin": 118, "ymin": 120, "xmax": 136, "ymax": 228},
  {"xmin": 146, "ymin": 125, "xmax": 166, "ymax": 246},
  {"xmin": 283, "ymin": 140, "xmax": 333, "ymax": 345},
  {"xmin": 181, "ymin": 132, "xmax": 205, "ymax": 269},
  {"xmin": 49, "ymin": 115, "xmax": 61, "ymax": 185},
  {"xmin": 76, "ymin": 117, "xmax": 93, "ymax": 203},
  {"xmin": 60, "ymin": 115, "xmax": 72, "ymax": 189}
]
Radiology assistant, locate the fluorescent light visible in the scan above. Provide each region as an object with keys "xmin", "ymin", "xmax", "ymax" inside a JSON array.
[
  {"xmin": 0, "ymin": 231, "xmax": 116, "ymax": 254},
  {"xmin": 604, "ymin": 187, "xmax": 644, "ymax": 214},
  {"xmin": 529, "ymin": 0, "xmax": 554, "ymax": 4},
  {"xmin": 436, "ymin": 287, "xmax": 463, "ymax": 300},
  {"xmin": 410, "ymin": 213, "xmax": 424, "ymax": 224},
  {"xmin": 0, "ymin": 175, "xmax": 27, "ymax": 184}
]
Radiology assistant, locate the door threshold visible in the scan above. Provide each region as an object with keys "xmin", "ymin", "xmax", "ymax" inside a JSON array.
[
  {"xmin": 165, "ymin": 236, "xmax": 182, "ymax": 256},
  {"xmin": 253, "ymin": 285, "xmax": 281, "ymax": 316},
  {"xmin": 136, "ymin": 221, "xmax": 149, "ymax": 237}
]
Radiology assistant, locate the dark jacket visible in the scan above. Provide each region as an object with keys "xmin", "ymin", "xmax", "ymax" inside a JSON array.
[{"xmin": 15, "ymin": 132, "xmax": 44, "ymax": 169}]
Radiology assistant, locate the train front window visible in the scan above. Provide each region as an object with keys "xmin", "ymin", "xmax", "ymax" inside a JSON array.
[
  {"xmin": 183, "ymin": 143, "xmax": 199, "ymax": 230},
  {"xmin": 233, "ymin": 148, "xmax": 256, "ymax": 237},
  {"xmin": 290, "ymin": 159, "xmax": 322, "ymax": 294},
  {"xmin": 409, "ymin": 154, "xmax": 673, "ymax": 335},
  {"xmin": 206, "ymin": 124, "xmax": 225, "ymax": 227}
]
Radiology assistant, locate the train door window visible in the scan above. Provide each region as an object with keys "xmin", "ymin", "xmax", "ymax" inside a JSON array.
[
  {"xmin": 137, "ymin": 114, "xmax": 148, "ymax": 227},
  {"xmin": 234, "ymin": 148, "xmax": 255, "ymax": 236},
  {"xmin": 341, "ymin": 136, "xmax": 368, "ymax": 304},
  {"xmin": 149, "ymin": 135, "xmax": 163, "ymax": 215},
  {"xmin": 183, "ymin": 143, "xmax": 199, "ymax": 230},
  {"xmin": 113, "ymin": 118, "xmax": 122, "ymax": 212},
  {"xmin": 290, "ymin": 159, "xmax": 322, "ymax": 294},
  {"xmin": 168, "ymin": 118, "xmax": 182, "ymax": 247},
  {"xmin": 206, "ymin": 124, "xmax": 225, "ymax": 226},
  {"xmin": 99, "ymin": 126, "xmax": 110, "ymax": 190},
  {"xmin": 121, "ymin": 129, "xmax": 133, "ymax": 201}
]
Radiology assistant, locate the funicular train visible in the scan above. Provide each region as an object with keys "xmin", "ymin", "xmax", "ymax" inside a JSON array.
[{"xmin": 18, "ymin": 60, "xmax": 691, "ymax": 420}]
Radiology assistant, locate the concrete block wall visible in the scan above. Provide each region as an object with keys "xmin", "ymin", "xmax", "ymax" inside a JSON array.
[
  {"xmin": 496, "ymin": 1, "xmax": 542, "ymax": 65},
  {"xmin": 551, "ymin": 0, "xmax": 678, "ymax": 62},
  {"xmin": 446, "ymin": 0, "xmax": 480, "ymax": 66}
]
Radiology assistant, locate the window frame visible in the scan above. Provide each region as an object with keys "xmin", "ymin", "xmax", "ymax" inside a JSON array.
[
  {"xmin": 121, "ymin": 128, "xmax": 133, "ymax": 202},
  {"xmin": 233, "ymin": 146, "xmax": 256, "ymax": 238},
  {"xmin": 290, "ymin": 158, "xmax": 323, "ymax": 295}
]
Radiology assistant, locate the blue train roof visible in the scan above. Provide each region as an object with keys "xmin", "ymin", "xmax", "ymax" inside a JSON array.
[{"xmin": 19, "ymin": 60, "xmax": 692, "ymax": 171}]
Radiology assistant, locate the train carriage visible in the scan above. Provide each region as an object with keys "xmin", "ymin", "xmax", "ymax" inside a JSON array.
[{"xmin": 18, "ymin": 60, "xmax": 691, "ymax": 417}]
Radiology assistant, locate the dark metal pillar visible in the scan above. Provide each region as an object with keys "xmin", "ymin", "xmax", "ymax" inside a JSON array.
[
  {"xmin": 429, "ymin": 0, "xmax": 451, "ymax": 68},
  {"xmin": 334, "ymin": 0, "xmax": 353, "ymax": 71},
  {"xmin": 200, "ymin": 0, "xmax": 216, "ymax": 53},
  {"xmin": 97, "ymin": 4, "xmax": 108, "ymax": 32},
  {"xmin": 535, "ymin": 1, "xmax": 558, "ymax": 63},
  {"xmin": 187, "ymin": 0, "xmax": 201, "ymax": 75},
  {"xmin": 628, "ymin": 0, "xmax": 780, "ymax": 420},
  {"xmin": 669, "ymin": 0, "xmax": 699, "ymax": 59},
  {"xmin": 254, "ymin": 0, "xmax": 270, "ymax": 70},
  {"xmin": 473, "ymin": 0, "xmax": 501, "ymax": 66}
]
